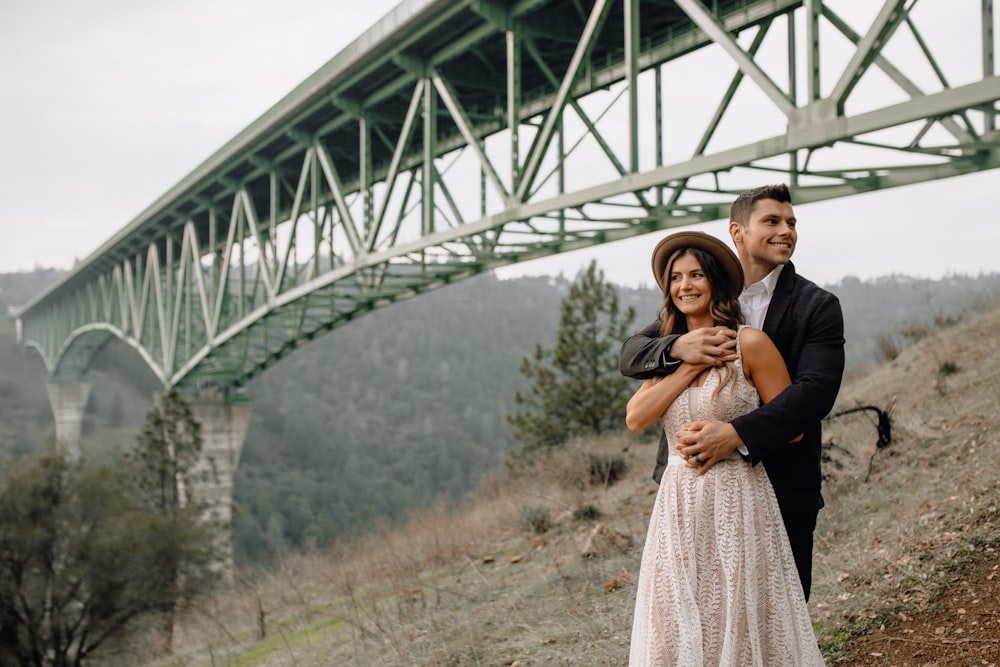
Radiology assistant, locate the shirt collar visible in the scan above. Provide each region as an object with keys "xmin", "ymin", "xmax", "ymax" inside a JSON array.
[{"xmin": 743, "ymin": 264, "xmax": 784, "ymax": 297}]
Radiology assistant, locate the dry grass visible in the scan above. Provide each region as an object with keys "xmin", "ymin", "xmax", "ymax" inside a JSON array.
[
  {"xmin": 140, "ymin": 303, "xmax": 1000, "ymax": 667},
  {"xmin": 806, "ymin": 302, "xmax": 1000, "ymax": 661}
]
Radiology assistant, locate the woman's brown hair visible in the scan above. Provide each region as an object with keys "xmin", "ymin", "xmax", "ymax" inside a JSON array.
[{"xmin": 658, "ymin": 246, "xmax": 743, "ymax": 337}]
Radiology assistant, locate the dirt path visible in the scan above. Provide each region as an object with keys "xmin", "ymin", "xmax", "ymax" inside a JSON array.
[{"xmin": 836, "ymin": 555, "xmax": 1000, "ymax": 666}]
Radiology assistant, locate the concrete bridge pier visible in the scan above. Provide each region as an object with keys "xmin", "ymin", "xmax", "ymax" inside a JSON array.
[
  {"xmin": 45, "ymin": 381, "xmax": 92, "ymax": 461},
  {"xmin": 188, "ymin": 396, "xmax": 252, "ymax": 579}
]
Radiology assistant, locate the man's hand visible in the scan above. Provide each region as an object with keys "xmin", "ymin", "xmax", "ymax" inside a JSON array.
[
  {"xmin": 670, "ymin": 327, "xmax": 738, "ymax": 367},
  {"xmin": 677, "ymin": 420, "xmax": 743, "ymax": 475}
]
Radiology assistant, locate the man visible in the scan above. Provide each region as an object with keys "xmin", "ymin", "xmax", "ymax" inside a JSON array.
[{"xmin": 619, "ymin": 184, "xmax": 845, "ymax": 599}]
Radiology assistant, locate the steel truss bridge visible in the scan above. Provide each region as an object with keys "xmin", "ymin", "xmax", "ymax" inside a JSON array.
[{"xmin": 17, "ymin": 0, "xmax": 1000, "ymax": 393}]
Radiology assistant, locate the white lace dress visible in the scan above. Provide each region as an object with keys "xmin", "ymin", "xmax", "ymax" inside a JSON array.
[{"xmin": 629, "ymin": 330, "xmax": 825, "ymax": 666}]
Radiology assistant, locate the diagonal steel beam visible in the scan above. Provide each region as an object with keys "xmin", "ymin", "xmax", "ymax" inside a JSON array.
[
  {"xmin": 515, "ymin": 0, "xmax": 613, "ymax": 201},
  {"xmin": 675, "ymin": 0, "xmax": 795, "ymax": 117},
  {"xmin": 828, "ymin": 0, "xmax": 909, "ymax": 110}
]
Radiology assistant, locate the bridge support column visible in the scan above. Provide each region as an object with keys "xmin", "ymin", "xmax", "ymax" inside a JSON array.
[
  {"xmin": 188, "ymin": 397, "xmax": 252, "ymax": 580},
  {"xmin": 45, "ymin": 381, "xmax": 92, "ymax": 461}
]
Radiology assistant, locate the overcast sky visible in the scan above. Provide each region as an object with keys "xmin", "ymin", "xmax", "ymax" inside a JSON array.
[{"xmin": 1, "ymin": 0, "xmax": 997, "ymax": 293}]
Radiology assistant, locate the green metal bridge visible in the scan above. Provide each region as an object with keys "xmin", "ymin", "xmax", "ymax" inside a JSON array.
[
  {"xmin": 17, "ymin": 0, "xmax": 1000, "ymax": 396},
  {"xmin": 12, "ymin": 1, "xmax": 1000, "ymax": 559}
]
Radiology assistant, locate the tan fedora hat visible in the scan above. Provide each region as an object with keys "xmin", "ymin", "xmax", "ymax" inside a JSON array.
[{"xmin": 651, "ymin": 231, "xmax": 743, "ymax": 293}]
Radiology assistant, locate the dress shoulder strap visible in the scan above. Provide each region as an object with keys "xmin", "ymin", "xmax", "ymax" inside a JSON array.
[{"xmin": 734, "ymin": 324, "xmax": 750, "ymax": 380}]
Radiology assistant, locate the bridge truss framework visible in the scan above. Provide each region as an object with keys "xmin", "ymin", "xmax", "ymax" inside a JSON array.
[{"xmin": 17, "ymin": 0, "xmax": 1000, "ymax": 393}]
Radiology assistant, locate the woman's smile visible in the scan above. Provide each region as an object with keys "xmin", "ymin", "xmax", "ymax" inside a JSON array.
[{"xmin": 669, "ymin": 253, "xmax": 713, "ymax": 323}]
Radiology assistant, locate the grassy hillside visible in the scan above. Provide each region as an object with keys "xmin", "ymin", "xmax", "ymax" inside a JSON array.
[{"xmin": 120, "ymin": 300, "xmax": 1000, "ymax": 666}]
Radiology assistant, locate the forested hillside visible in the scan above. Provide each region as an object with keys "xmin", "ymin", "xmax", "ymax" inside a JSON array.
[
  {"xmin": 2, "ymin": 267, "xmax": 999, "ymax": 564},
  {"xmin": 826, "ymin": 272, "xmax": 1000, "ymax": 369},
  {"xmin": 233, "ymin": 274, "xmax": 568, "ymax": 560},
  {"xmin": 0, "ymin": 268, "xmax": 63, "ymax": 313}
]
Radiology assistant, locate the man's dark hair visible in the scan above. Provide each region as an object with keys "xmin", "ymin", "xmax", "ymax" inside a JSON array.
[{"xmin": 729, "ymin": 184, "xmax": 792, "ymax": 225}]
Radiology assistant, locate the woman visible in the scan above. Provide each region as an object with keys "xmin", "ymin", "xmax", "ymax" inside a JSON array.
[{"xmin": 626, "ymin": 231, "xmax": 824, "ymax": 666}]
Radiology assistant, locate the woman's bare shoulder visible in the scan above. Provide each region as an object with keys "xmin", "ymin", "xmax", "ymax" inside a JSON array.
[
  {"xmin": 738, "ymin": 326, "xmax": 767, "ymax": 345},
  {"xmin": 738, "ymin": 327, "xmax": 779, "ymax": 356}
]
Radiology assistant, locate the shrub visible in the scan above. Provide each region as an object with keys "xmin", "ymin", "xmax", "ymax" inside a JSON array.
[
  {"xmin": 588, "ymin": 453, "xmax": 628, "ymax": 487},
  {"xmin": 521, "ymin": 505, "xmax": 552, "ymax": 534}
]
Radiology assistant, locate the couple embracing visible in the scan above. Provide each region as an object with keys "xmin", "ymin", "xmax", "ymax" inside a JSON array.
[{"xmin": 622, "ymin": 184, "xmax": 845, "ymax": 666}]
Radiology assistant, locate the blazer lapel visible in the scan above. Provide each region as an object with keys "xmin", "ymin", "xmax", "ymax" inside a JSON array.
[{"xmin": 763, "ymin": 261, "xmax": 795, "ymax": 337}]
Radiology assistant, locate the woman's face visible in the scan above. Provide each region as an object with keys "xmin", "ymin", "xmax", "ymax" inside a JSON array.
[{"xmin": 669, "ymin": 252, "xmax": 712, "ymax": 318}]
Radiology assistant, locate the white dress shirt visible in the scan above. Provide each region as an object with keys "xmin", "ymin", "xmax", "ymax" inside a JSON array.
[{"xmin": 739, "ymin": 265, "xmax": 784, "ymax": 329}]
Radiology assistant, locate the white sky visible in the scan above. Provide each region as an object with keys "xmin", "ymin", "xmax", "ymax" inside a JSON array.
[{"xmin": 1, "ymin": 0, "xmax": 997, "ymax": 291}]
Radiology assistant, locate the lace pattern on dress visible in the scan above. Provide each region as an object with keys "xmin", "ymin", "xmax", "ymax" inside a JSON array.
[{"xmin": 629, "ymin": 326, "xmax": 826, "ymax": 666}]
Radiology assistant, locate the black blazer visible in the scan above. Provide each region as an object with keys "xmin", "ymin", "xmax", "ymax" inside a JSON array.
[{"xmin": 619, "ymin": 262, "xmax": 845, "ymax": 514}]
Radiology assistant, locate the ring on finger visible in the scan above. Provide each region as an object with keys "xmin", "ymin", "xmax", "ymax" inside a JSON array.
[{"xmin": 692, "ymin": 453, "xmax": 703, "ymax": 464}]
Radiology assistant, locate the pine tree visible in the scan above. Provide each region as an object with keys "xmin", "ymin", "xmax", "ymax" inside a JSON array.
[
  {"xmin": 124, "ymin": 388, "xmax": 211, "ymax": 653},
  {"xmin": 129, "ymin": 388, "xmax": 203, "ymax": 511},
  {"xmin": 508, "ymin": 261, "xmax": 636, "ymax": 451}
]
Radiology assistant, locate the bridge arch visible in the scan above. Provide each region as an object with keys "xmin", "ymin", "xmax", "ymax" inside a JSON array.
[{"xmin": 52, "ymin": 325, "xmax": 164, "ymax": 385}]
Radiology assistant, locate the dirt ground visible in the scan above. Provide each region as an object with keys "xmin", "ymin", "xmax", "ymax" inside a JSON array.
[{"xmin": 837, "ymin": 554, "xmax": 1000, "ymax": 666}]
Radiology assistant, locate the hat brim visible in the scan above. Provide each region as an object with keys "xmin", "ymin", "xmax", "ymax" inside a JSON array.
[{"xmin": 651, "ymin": 231, "xmax": 743, "ymax": 293}]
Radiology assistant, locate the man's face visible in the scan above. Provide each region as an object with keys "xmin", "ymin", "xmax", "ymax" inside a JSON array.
[{"xmin": 731, "ymin": 197, "xmax": 796, "ymax": 274}]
